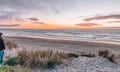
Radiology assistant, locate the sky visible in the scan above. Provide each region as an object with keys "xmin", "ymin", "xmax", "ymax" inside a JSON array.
[{"xmin": 0, "ymin": 0, "xmax": 120, "ymax": 29}]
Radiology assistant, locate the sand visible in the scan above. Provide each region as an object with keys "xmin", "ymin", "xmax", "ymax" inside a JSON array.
[
  {"xmin": 4, "ymin": 36, "xmax": 120, "ymax": 54},
  {"xmin": 36, "ymin": 57, "xmax": 120, "ymax": 72}
]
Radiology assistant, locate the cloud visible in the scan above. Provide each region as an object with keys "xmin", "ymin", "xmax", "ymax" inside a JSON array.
[
  {"xmin": 0, "ymin": 12, "xmax": 24, "ymax": 22},
  {"xmin": 0, "ymin": 0, "xmax": 75, "ymax": 15},
  {"xmin": 0, "ymin": 0, "xmax": 76, "ymax": 24},
  {"xmin": 0, "ymin": 12, "xmax": 45, "ymax": 24},
  {"xmin": 27, "ymin": 18, "xmax": 39, "ymax": 21},
  {"xmin": 75, "ymin": 23, "xmax": 101, "ymax": 27},
  {"xmin": 27, "ymin": 17, "xmax": 45, "ymax": 24},
  {"xmin": 0, "ymin": 24, "xmax": 20, "ymax": 27},
  {"xmin": 83, "ymin": 14, "xmax": 120, "ymax": 21},
  {"xmin": 32, "ymin": 22, "xmax": 45, "ymax": 24},
  {"xmin": 105, "ymin": 21, "xmax": 120, "ymax": 23}
]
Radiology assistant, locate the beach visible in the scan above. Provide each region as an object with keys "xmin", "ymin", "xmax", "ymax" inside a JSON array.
[
  {"xmin": 5, "ymin": 36, "xmax": 120, "ymax": 54},
  {"xmin": 0, "ymin": 0, "xmax": 120, "ymax": 71},
  {"xmin": 1, "ymin": 29, "xmax": 120, "ymax": 72},
  {"xmin": 3, "ymin": 36, "xmax": 120, "ymax": 72}
]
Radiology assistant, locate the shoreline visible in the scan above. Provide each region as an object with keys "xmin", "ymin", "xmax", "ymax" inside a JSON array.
[
  {"xmin": 4, "ymin": 35, "xmax": 120, "ymax": 45},
  {"xmin": 4, "ymin": 36, "xmax": 120, "ymax": 53}
]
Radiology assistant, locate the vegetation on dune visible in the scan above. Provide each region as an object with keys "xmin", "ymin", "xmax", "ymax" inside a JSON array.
[
  {"xmin": 4, "ymin": 49, "xmax": 73, "ymax": 69},
  {"xmin": 98, "ymin": 49, "xmax": 120, "ymax": 64},
  {"xmin": 0, "ymin": 65, "xmax": 32, "ymax": 72},
  {"xmin": 3, "ymin": 39, "xmax": 78, "ymax": 69},
  {"xmin": 80, "ymin": 52, "xmax": 95, "ymax": 57},
  {"xmin": 68, "ymin": 53, "xmax": 79, "ymax": 58},
  {"xmin": 17, "ymin": 49, "xmax": 70, "ymax": 68},
  {"xmin": 107, "ymin": 54, "xmax": 116, "ymax": 63},
  {"xmin": 4, "ymin": 57, "xmax": 19, "ymax": 66},
  {"xmin": 98, "ymin": 49, "xmax": 110, "ymax": 57},
  {"xmin": 4, "ymin": 39, "xmax": 18, "ymax": 50}
]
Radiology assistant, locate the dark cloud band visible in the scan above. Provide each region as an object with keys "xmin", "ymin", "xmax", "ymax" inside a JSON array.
[
  {"xmin": 0, "ymin": 24, "xmax": 20, "ymax": 27},
  {"xmin": 27, "ymin": 18, "xmax": 39, "ymax": 21}
]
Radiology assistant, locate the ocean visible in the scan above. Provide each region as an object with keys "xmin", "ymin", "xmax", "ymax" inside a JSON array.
[{"xmin": 0, "ymin": 28, "xmax": 120, "ymax": 43}]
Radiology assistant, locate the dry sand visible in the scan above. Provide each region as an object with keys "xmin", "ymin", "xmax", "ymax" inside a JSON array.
[{"xmin": 4, "ymin": 36, "xmax": 120, "ymax": 54}]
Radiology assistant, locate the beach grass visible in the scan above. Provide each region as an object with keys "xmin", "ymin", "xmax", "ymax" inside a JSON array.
[
  {"xmin": 4, "ymin": 39, "xmax": 18, "ymax": 50},
  {"xmin": 98, "ymin": 49, "xmax": 120, "ymax": 63},
  {"xmin": 4, "ymin": 57, "xmax": 19, "ymax": 66},
  {"xmin": 98, "ymin": 49, "xmax": 110, "ymax": 57},
  {"xmin": 80, "ymin": 53, "xmax": 95, "ymax": 57},
  {"xmin": 77, "ymin": 51, "xmax": 95, "ymax": 57},
  {"xmin": 68, "ymin": 53, "xmax": 79, "ymax": 58},
  {"xmin": 17, "ymin": 49, "xmax": 70, "ymax": 68}
]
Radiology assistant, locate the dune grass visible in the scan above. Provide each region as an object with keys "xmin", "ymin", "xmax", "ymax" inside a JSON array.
[
  {"xmin": 4, "ymin": 39, "xmax": 18, "ymax": 50},
  {"xmin": 68, "ymin": 53, "xmax": 79, "ymax": 58},
  {"xmin": 98, "ymin": 49, "xmax": 110, "ymax": 57},
  {"xmin": 76, "ymin": 51, "xmax": 95, "ymax": 57},
  {"xmin": 107, "ymin": 54, "xmax": 116, "ymax": 63},
  {"xmin": 4, "ymin": 57, "xmax": 19, "ymax": 66},
  {"xmin": 80, "ymin": 52, "xmax": 95, "ymax": 57},
  {"xmin": 5, "ymin": 49, "xmax": 70, "ymax": 68},
  {"xmin": 98, "ymin": 49, "xmax": 120, "ymax": 64}
]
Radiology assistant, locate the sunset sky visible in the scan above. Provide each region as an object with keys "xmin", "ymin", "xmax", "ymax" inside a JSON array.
[{"xmin": 0, "ymin": 0, "xmax": 120, "ymax": 29}]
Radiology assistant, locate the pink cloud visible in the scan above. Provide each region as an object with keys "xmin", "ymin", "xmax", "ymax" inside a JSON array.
[
  {"xmin": 82, "ymin": 14, "xmax": 120, "ymax": 21},
  {"xmin": 76, "ymin": 23, "xmax": 101, "ymax": 27}
]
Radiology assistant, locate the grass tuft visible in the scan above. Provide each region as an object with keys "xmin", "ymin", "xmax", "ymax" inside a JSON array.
[
  {"xmin": 80, "ymin": 52, "xmax": 95, "ymax": 57},
  {"xmin": 107, "ymin": 54, "xmax": 116, "ymax": 63},
  {"xmin": 4, "ymin": 39, "xmax": 18, "ymax": 50},
  {"xmin": 68, "ymin": 53, "xmax": 79, "ymax": 58},
  {"xmin": 4, "ymin": 57, "xmax": 20, "ymax": 66},
  {"xmin": 98, "ymin": 49, "xmax": 120, "ymax": 64},
  {"xmin": 98, "ymin": 49, "xmax": 110, "ymax": 57},
  {"xmin": 0, "ymin": 65, "xmax": 32, "ymax": 72},
  {"xmin": 17, "ymin": 49, "xmax": 69, "ymax": 68}
]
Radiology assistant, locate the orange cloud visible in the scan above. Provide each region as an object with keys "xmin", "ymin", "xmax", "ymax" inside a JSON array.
[{"xmin": 75, "ymin": 23, "xmax": 102, "ymax": 28}]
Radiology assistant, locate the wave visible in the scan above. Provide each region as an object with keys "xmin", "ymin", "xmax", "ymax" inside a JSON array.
[{"xmin": 0, "ymin": 29, "xmax": 120, "ymax": 43}]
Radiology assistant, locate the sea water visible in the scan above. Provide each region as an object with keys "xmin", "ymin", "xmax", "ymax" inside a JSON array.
[{"xmin": 0, "ymin": 28, "xmax": 120, "ymax": 43}]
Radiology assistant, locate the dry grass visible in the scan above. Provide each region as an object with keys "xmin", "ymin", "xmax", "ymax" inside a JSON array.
[
  {"xmin": 98, "ymin": 49, "xmax": 120, "ymax": 64},
  {"xmin": 107, "ymin": 54, "xmax": 116, "ymax": 63},
  {"xmin": 4, "ymin": 39, "xmax": 18, "ymax": 50},
  {"xmin": 17, "ymin": 49, "xmax": 69, "ymax": 68},
  {"xmin": 80, "ymin": 52, "xmax": 95, "ymax": 57},
  {"xmin": 98, "ymin": 49, "xmax": 110, "ymax": 57},
  {"xmin": 76, "ymin": 51, "xmax": 95, "ymax": 57}
]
